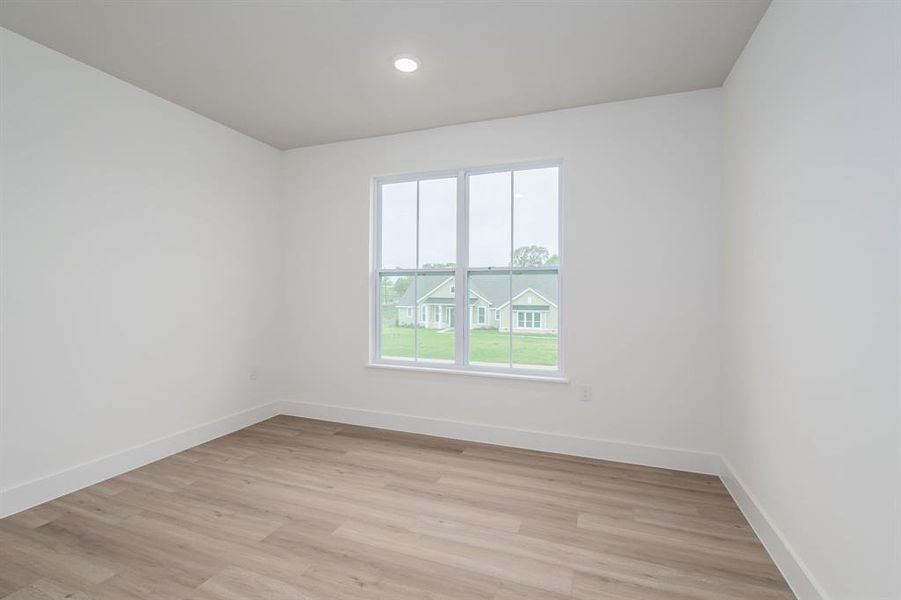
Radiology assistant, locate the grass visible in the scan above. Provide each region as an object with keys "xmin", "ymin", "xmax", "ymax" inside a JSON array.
[{"xmin": 380, "ymin": 324, "xmax": 558, "ymax": 367}]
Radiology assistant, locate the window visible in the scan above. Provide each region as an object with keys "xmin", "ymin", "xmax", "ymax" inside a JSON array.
[
  {"xmin": 517, "ymin": 311, "xmax": 542, "ymax": 329},
  {"xmin": 373, "ymin": 162, "xmax": 561, "ymax": 375}
]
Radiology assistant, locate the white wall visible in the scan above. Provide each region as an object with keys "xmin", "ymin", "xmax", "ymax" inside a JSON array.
[
  {"xmin": 722, "ymin": 2, "xmax": 901, "ymax": 599},
  {"xmin": 279, "ymin": 89, "xmax": 723, "ymax": 472},
  {"xmin": 5, "ymin": 10, "xmax": 898, "ymax": 596},
  {"xmin": 0, "ymin": 29, "xmax": 283, "ymax": 514}
]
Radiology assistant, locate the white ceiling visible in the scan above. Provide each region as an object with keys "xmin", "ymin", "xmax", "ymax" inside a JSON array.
[{"xmin": 0, "ymin": 0, "xmax": 769, "ymax": 150}]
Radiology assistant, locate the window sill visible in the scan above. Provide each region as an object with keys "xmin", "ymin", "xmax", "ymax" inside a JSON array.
[{"xmin": 366, "ymin": 362, "xmax": 569, "ymax": 383}]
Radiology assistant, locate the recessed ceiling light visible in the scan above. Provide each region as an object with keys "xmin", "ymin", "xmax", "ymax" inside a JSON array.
[{"xmin": 393, "ymin": 55, "xmax": 420, "ymax": 73}]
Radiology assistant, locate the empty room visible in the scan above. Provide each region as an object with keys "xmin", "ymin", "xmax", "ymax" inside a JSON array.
[{"xmin": 0, "ymin": 1, "xmax": 898, "ymax": 599}]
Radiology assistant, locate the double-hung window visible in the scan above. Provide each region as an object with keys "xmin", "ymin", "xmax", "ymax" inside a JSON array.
[{"xmin": 373, "ymin": 162, "xmax": 561, "ymax": 376}]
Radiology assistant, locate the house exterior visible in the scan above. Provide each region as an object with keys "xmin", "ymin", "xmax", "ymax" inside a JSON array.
[{"xmin": 394, "ymin": 274, "xmax": 558, "ymax": 333}]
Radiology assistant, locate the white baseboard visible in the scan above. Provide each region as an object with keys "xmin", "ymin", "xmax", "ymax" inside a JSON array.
[
  {"xmin": 0, "ymin": 398, "xmax": 832, "ymax": 599},
  {"xmin": 719, "ymin": 457, "xmax": 827, "ymax": 600},
  {"xmin": 0, "ymin": 402, "xmax": 280, "ymax": 518},
  {"xmin": 0, "ymin": 399, "xmax": 716, "ymax": 518},
  {"xmin": 277, "ymin": 400, "xmax": 720, "ymax": 475}
]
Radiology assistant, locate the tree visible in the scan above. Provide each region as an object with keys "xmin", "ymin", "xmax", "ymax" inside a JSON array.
[
  {"xmin": 513, "ymin": 245, "xmax": 550, "ymax": 267},
  {"xmin": 392, "ymin": 276, "xmax": 412, "ymax": 300}
]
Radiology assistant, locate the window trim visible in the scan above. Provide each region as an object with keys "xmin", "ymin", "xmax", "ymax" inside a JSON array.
[
  {"xmin": 371, "ymin": 159, "xmax": 564, "ymax": 378},
  {"xmin": 517, "ymin": 310, "xmax": 543, "ymax": 329}
]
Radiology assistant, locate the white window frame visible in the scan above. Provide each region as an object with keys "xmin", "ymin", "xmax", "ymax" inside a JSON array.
[
  {"xmin": 517, "ymin": 310, "xmax": 542, "ymax": 329},
  {"xmin": 477, "ymin": 306, "xmax": 486, "ymax": 324},
  {"xmin": 370, "ymin": 160, "xmax": 564, "ymax": 380}
]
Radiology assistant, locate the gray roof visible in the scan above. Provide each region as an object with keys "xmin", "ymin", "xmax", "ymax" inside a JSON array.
[{"xmin": 397, "ymin": 273, "xmax": 557, "ymax": 307}]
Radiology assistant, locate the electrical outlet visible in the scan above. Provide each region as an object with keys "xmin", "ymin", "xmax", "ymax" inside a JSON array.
[
  {"xmin": 249, "ymin": 368, "xmax": 259, "ymax": 381},
  {"xmin": 580, "ymin": 384, "xmax": 592, "ymax": 402}
]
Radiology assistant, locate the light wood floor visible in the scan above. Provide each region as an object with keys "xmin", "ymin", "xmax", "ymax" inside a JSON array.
[{"xmin": 0, "ymin": 416, "xmax": 794, "ymax": 599}]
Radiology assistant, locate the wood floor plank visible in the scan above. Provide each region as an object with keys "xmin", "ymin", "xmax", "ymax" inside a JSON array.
[
  {"xmin": 1, "ymin": 579, "xmax": 93, "ymax": 600},
  {"xmin": 333, "ymin": 519, "xmax": 574, "ymax": 594},
  {"xmin": 519, "ymin": 516, "xmax": 787, "ymax": 589},
  {"xmin": 193, "ymin": 565, "xmax": 312, "ymax": 600},
  {"xmin": 262, "ymin": 514, "xmax": 502, "ymax": 599},
  {"xmin": 0, "ymin": 416, "xmax": 794, "ymax": 599}
]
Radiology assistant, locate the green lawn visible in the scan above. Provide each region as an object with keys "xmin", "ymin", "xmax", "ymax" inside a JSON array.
[{"xmin": 380, "ymin": 325, "xmax": 558, "ymax": 368}]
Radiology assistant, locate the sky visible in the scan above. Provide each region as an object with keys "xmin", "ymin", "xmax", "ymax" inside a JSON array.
[{"xmin": 380, "ymin": 167, "xmax": 558, "ymax": 269}]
